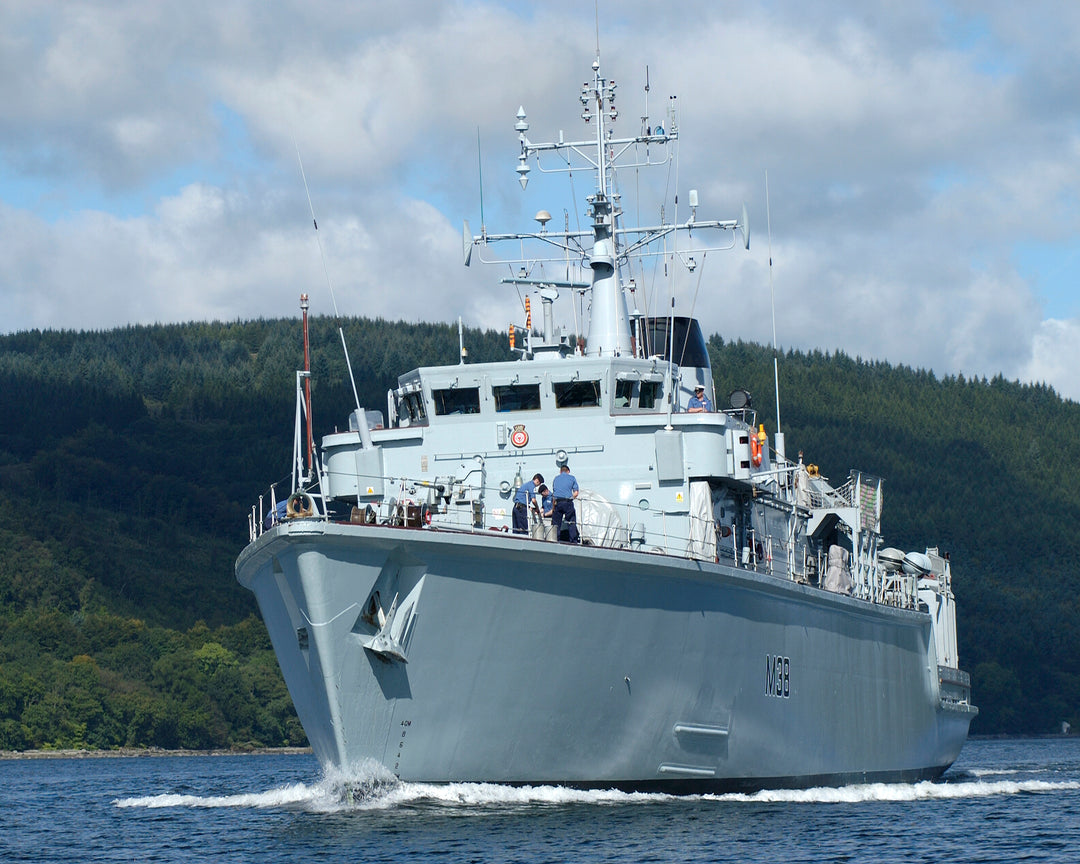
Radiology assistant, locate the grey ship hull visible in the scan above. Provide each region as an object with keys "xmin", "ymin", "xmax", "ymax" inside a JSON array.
[{"xmin": 236, "ymin": 520, "xmax": 976, "ymax": 790}]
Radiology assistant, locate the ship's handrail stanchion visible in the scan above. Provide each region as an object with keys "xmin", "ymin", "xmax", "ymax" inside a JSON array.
[{"xmin": 266, "ymin": 466, "xmax": 914, "ymax": 611}]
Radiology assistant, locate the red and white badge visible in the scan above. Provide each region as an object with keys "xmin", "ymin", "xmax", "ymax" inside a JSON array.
[{"xmin": 510, "ymin": 424, "xmax": 529, "ymax": 448}]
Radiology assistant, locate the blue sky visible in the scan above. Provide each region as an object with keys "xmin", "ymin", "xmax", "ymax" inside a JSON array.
[{"xmin": 2, "ymin": 0, "xmax": 1080, "ymax": 400}]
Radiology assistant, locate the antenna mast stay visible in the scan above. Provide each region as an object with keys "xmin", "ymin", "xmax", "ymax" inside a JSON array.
[
  {"xmin": 295, "ymin": 142, "xmax": 362, "ymax": 414},
  {"xmin": 766, "ymin": 170, "xmax": 781, "ymax": 435}
]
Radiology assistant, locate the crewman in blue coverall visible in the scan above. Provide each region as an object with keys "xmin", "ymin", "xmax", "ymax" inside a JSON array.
[
  {"xmin": 533, "ymin": 483, "xmax": 554, "ymax": 539},
  {"xmin": 551, "ymin": 464, "xmax": 580, "ymax": 543},
  {"xmin": 512, "ymin": 473, "xmax": 544, "ymax": 534}
]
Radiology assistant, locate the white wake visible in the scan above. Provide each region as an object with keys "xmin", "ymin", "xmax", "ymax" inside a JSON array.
[
  {"xmin": 704, "ymin": 778, "xmax": 1080, "ymax": 803},
  {"xmin": 114, "ymin": 762, "xmax": 1080, "ymax": 812}
]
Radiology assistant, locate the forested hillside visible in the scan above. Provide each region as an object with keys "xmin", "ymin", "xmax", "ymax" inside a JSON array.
[
  {"xmin": 1, "ymin": 316, "xmax": 1076, "ymax": 750},
  {"xmin": 0, "ymin": 318, "xmax": 512, "ymax": 750}
]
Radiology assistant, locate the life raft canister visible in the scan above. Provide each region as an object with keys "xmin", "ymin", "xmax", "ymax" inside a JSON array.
[
  {"xmin": 286, "ymin": 492, "xmax": 315, "ymax": 519},
  {"xmin": 750, "ymin": 424, "xmax": 765, "ymax": 467}
]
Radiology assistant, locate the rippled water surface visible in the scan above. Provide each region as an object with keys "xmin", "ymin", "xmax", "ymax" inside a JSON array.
[{"xmin": 3, "ymin": 738, "xmax": 1079, "ymax": 862}]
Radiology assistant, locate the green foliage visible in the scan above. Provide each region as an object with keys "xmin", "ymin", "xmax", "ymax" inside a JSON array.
[
  {"xmin": 0, "ymin": 316, "xmax": 508, "ymax": 751},
  {"xmin": 0, "ymin": 316, "xmax": 1073, "ymax": 748},
  {"xmin": 0, "ymin": 607, "xmax": 303, "ymax": 750}
]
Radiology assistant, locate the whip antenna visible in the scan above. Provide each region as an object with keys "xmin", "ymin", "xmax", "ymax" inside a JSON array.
[
  {"xmin": 477, "ymin": 128, "xmax": 486, "ymax": 237},
  {"xmin": 595, "ymin": 0, "xmax": 600, "ymax": 58},
  {"xmin": 295, "ymin": 142, "xmax": 361, "ymax": 413},
  {"xmin": 766, "ymin": 170, "xmax": 782, "ymax": 435}
]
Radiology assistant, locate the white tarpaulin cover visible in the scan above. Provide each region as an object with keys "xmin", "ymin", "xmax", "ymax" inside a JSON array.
[
  {"xmin": 577, "ymin": 490, "xmax": 623, "ymax": 548},
  {"xmin": 824, "ymin": 544, "xmax": 852, "ymax": 594},
  {"xmin": 687, "ymin": 480, "xmax": 717, "ymax": 561},
  {"xmin": 794, "ymin": 466, "xmax": 813, "ymax": 509}
]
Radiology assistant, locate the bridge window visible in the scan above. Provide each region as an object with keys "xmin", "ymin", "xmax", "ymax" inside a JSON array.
[
  {"xmin": 433, "ymin": 387, "xmax": 480, "ymax": 415},
  {"xmin": 400, "ymin": 391, "xmax": 427, "ymax": 424},
  {"xmin": 493, "ymin": 383, "xmax": 541, "ymax": 412},
  {"xmin": 554, "ymin": 380, "xmax": 601, "ymax": 408},
  {"xmin": 639, "ymin": 380, "xmax": 663, "ymax": 409},
  {"xmin": 613, "ymin": 379, "xmax": 634, "ymax": 409}
]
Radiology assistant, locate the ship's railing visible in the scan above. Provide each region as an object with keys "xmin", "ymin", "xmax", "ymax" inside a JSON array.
[
  {"xmin": 246, "ymin": 475, "xmax": 916, "ymax": 609},
  {"xmin": 248, "ymin": 489, "xmax": 279, "ymax": 542},
  {"xmin": 247, "ymin": 480, "xmax": 325, "ymax": 542},
  {"xmin": 939, "ymin": 666, "xmax": 971, "ymax": 688},
  {"xmin": 799, "ymin": 476, "xmax": 857, "ymax": 510},
  {"xmin": 761, "ymin": 451, "xmax": 855, "ymax": 512},
  {"xmin": 831, "ymin": 478, "xmax": 855, "ymax": 506}
]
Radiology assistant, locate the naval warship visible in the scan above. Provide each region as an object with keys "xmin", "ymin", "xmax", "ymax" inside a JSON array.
[{"xmin": 236, "ymin": 55, "xmax": 977, "ymax": 791}]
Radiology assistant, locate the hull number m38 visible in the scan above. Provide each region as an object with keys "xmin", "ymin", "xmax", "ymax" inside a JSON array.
[{"xmin": 765, "ymin": 654, "xmax": 791, "ymax": 699}]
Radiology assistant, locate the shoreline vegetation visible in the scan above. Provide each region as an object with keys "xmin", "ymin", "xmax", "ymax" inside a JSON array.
[
  {"xmin": 0, "ymin": 746, "xmax": 313, "ymax": 760},
  {"xmin": 4, "ymin": 735, "xmax": 1075, "ymax": 762}
]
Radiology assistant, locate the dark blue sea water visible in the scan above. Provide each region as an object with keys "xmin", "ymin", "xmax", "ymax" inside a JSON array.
[{"xmin": 2, "ymin": 738, "xmax": 1079, "ymax": 863}]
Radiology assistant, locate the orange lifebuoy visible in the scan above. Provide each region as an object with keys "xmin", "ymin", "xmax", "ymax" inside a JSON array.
[{"xmin": 750, "ymin": 434, "xmax": 763, "ymax": 467}]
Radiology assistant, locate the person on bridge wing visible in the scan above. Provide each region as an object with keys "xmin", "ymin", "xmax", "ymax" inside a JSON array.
[
  {"xmin": 551, "ymin": 464, "xmax": 580, "ymax": 543},
  {"xmin": 513, "ymin": 473, "xmax": 544, "ymax": 534},
  {"xmin": 687, "ymin": 385, "xmax": 712, "ymax": 413}
]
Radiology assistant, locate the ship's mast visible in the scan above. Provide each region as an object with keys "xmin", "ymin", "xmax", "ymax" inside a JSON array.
[
  {"xmin": 301, "ymin": 293, "xmax": 314, "ymax": 476},
  {"xmin": 582, "ymin": 58, "xmax": 632, "ymax": 357},
  {"xmin": 467, "ymin": 60, "xmax": 748, "ymax": 359}
]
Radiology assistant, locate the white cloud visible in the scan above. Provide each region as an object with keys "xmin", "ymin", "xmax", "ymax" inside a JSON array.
[
  {"xmin": 1, "ymin": 1, "xmax": 1080, "ymax": 403},
  {"xmin": 1022, "ymin": 319, "xmax": 1080, "ymax": 402}
]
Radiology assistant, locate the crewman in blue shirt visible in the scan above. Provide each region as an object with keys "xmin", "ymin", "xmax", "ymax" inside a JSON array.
[
  {"xmin": 532, "ymin": 483, "xmax": 554, "ymax": 540},
  {"xmin": 512, "ymin": 473, "xmax": 544, "ymax": 534},
  {"xmin": 539, "ymin": 485, "xmax": 554, "ymax": 518},
  {"xmin": 551, "ymin": 464, "xmax": 580, "ymax": 543},
  {"xmin": 687, "ymin": 384, "xmax": 712, "ymax": 413}
]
